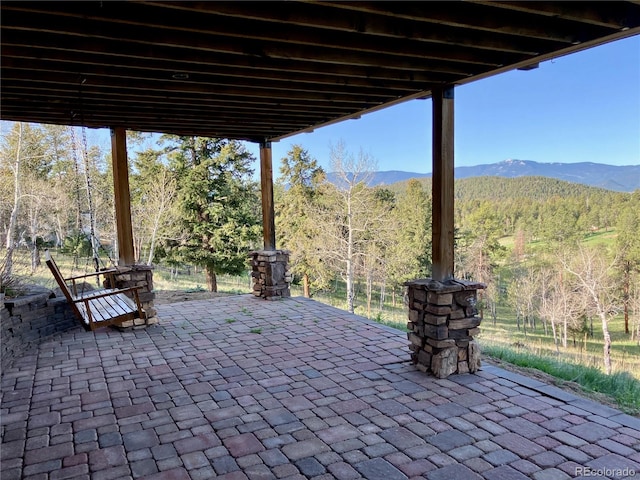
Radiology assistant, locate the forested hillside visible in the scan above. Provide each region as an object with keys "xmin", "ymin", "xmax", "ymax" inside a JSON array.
[{"xmin": 391, "ymin": 175, "xmax": 626, "ymax": 201}]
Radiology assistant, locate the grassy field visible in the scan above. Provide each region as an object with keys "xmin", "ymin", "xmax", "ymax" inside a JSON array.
[
  {"xmin": 581, "ymin": 228, "xmax": 618, "ymax": 247},
  {"xmin": 479, "ymin": 305, "xmax": 640, "ymax": 378}
]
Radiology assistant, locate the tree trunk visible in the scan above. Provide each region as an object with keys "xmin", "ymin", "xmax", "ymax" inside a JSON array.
[
  {"xmin": 206, "ymin": 266, "xmax": 218, "ymax": 292},
  {"xmin": 302, "ymin": 272, "xmax": 310, "ymax": 298},
  {"xmin": 366, "ymin": 272, "xmax": 372, "ymax": 318},
  {"xmin": 5, "ymin": 123, "xmax": 23, "ymax": 277},
  {"xmin": 346, "ymin": 190, "xmax": 354, "ymax": 314},
  {"xmin": 134, "ymin": 237, "xmax": 142, "ymax": 265},
  {"xmin": 147, "ymin": 222, "xmax": 159, "ymax": 265},
  {"xmin": 551, "ymin": 318, "xmax": 559, "ymax": 354},
  {"xmin": 623, "ymin": 261, "xmax": 630, "ymax": 334},
  {"xmin": 600, "ymin": 311, "xmax": 612, "ymax": 375},
  {"xmin": 491, "ymin": 301, "xmax": 497, "ymax": 326},
  {"xmin": 55, "ymin": 217, "xmax": 64, "ymax": 248},
  {"xmin": 346, "ymin": 259, "xmax": 354, "ymax": 314},
  {"xmin": 30, "ymin": 245, "xmax": 40, "ymax": 274}
]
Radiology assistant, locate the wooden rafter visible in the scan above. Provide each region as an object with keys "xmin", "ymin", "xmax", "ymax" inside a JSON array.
[{"xmin": 1, "ymin": 1, "xmax": 638, "ymax": 142}]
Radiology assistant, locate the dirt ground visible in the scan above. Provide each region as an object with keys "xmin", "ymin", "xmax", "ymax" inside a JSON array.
[{"xmin": 153, "ymin": 289, "xmax": 233, "ymax": 305}]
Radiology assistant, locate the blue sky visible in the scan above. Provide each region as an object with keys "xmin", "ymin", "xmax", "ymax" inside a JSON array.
[{"xmin": 244, "ymin": 35, "xmax": 640, "ymax": 174}]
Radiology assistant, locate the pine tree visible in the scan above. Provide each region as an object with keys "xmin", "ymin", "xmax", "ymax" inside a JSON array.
[
  {"xmin": 275, "ymin": 145, "xmax": 327, "ymax": 297},
  {"xmin": 164, "ymin": 136, "xmax": 261, "ymax": 292},
  {"xmin": 616, "ymin": 191, "xmax": 640, "ymax": 334},
  {"xmin": 386, "ymin": 179, "xmax": 431, "ymax": 294}
]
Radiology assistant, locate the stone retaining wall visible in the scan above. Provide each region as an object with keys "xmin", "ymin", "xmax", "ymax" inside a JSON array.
[
  {"xmin": 406, "ymin": 278, "xmax": 485, "ymax": 378},
  {"xmin": 1, "ymin": 287, "xmax": 76, "ymax": 371}
]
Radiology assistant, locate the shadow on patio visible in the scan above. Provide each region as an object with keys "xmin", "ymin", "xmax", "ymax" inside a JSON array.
[{"xmin": 2, "ymin": 295, "xmax": 639, "ymax": 480}]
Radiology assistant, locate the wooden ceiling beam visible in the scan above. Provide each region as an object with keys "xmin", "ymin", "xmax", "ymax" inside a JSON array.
[
  {"xmin": 314, "ymin": 1, "xmax": 618, "ymax": 43},
  {"xmin": 1, "ymin": 89, "xmax": 356, "ymax": 118},
  {"xmin": 1, "ymin": 30, "xmax": 459, "ymax": 84},
  {"xmin": 6, "ymin": 1, "xmax": 554, "ymax": 56},
  {"xmin": 143, "ymin": 1, "xmax": 561, "ymax": 55},
  {"xmin": 1, "ymin": 44, "xmax": 450, "ymax": 91},
  {"xmin": 0, "ymin": 105, "xmax": 325, "ymax": 126},
  {"xmin": 31, "ymin": 4, "xmax": 513, "ymax": 67},
  {"xmin": 472, "ymin": 1, "xmax": 640, "ymax": 30},
  {"xmin": 0, "ymin": 110, "xmax": 307, "ymax": 140},
  {"xmin": 2, "ymin": 69, "xmax": 399, "ymax": 104},
  {"xmin": 2, "ymin": 10, "xmax": 487, "ymax": 75},
  {"xmin": 0, "ymin": 83, "xmax": 363, "ymax": 114},
  {"xmin": 1, "ymin": 57, "xmax": 423, "ymax": 99}
]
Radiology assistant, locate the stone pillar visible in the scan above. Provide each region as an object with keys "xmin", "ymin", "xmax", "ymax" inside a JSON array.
[
  {"xmin": 104, "ymin": 265, "xmax": 158, "ymax": 328},
  {"xmin": 405, "ymin": 278, "xmax": 485, "ymax": 378},
  {"xmin": 249, "ymin": 250, "xmax": 291, "ymax": 300}
]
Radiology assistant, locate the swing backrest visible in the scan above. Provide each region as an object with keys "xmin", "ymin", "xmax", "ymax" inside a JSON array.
[{"xmin": 45, "ymin": 250, "xmax": 75, "ymax": 304}]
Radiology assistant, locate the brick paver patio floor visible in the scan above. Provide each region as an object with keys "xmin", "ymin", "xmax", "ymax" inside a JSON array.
[{"xmin": 2, "ymin": 295, "xmax": 639, "ymax": 480}]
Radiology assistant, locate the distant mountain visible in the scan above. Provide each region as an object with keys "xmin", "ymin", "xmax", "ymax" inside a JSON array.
[
  {"xmin": 454, "ymin": 160, "xmax": 640, "ymax": 192},
  {"xmin": 335, "ymin": 160, "xmax": 640, "ymax": 192}
]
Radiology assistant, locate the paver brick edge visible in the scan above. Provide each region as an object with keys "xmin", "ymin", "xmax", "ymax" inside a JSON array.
[{"xmin": 485, "ymin": 366, "xmax": 631, "ymax": 422}]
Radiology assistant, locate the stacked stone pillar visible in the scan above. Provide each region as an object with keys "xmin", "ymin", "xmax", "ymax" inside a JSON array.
[
  {"xmin": 249, "ymin": 250, "xmax": 291, "ymax": 300},
  {"xmin": 405, "ymin": 278, "xmax": 485, "ymax": 378},
  {"xmin": 104, "ymin": 265, "xmax": 158, "ymax": 328}
]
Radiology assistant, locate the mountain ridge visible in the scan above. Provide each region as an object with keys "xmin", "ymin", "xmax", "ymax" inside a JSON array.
[{"xmin": 347, "ymin": 160, "xmax": 640, "ymax": 192}]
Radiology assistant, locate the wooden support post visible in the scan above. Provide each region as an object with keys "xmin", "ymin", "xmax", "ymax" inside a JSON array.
[
  {"xmin": 432, "ymin": 87, "xmax": 455, "ymax": 281},
  {"xmin": 110, "ymin": 127, "xmax": 135, "ymax": 265},
  {"xmin": 260, "ymin": 141, "xmax": 276, "ymax": 251}
]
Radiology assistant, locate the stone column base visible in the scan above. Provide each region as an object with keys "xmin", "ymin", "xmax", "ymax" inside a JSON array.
[
  {"xmin": 405, "ymin": 278, "xmax": 485, "ymax": 378},
  {"xmin": 249, "ymin": 250, "xmax": 291, "ymax": 300},
  {"xmin": 104, "ymin": 264, "xmax": 158, "ymax": 328}
]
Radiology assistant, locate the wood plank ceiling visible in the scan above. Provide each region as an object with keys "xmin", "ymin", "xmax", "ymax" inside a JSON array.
[{"xmin": 2, "ymin": 1, "xmax": 639, "ymax": 143}]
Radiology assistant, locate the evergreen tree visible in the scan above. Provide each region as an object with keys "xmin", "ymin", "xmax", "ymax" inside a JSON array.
[
  {"xmin": 386, "ymin": 179, "xmax": 431, "ymax": 293},
  {"xmin": 163, "ymin": 136, "xmax": 261, "ymax": 292},
  {"xmin": 616, "ymin": 191, "xmax": 640, "ymax": 334},
  {"xmin": 275, "ymin": 145, "xmax": 327, "ymax": 297}
]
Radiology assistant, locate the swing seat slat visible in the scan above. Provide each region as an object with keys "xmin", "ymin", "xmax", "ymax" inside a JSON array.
[{"xmin": 45, "ymin": 250, "xmax": 146, "ymax": 331}]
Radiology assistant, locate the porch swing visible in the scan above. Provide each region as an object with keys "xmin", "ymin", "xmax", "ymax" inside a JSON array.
[{"xmin": 45, "ymin": 124, "xmax": 146, "ymax": 331}]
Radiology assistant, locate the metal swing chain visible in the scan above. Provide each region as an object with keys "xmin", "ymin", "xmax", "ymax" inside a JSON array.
[
  {"xmin": 80, "ymin": 127, "xmax": 101, "ymax": 273},
  {"xmin": 77, "ymin": 77, "xmax": 102, "ymax": 274}
]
